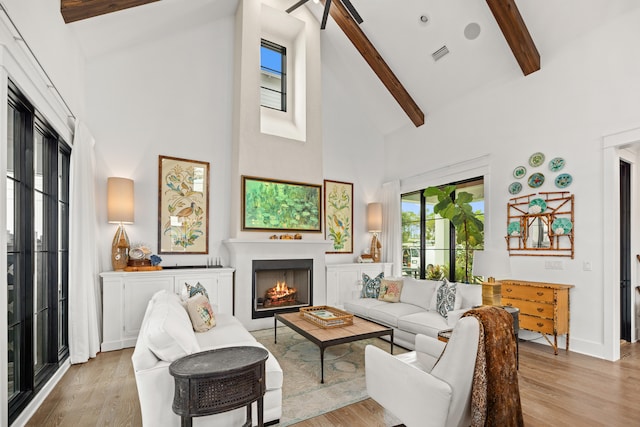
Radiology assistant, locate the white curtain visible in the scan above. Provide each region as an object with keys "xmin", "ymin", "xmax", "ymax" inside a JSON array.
[
  {"xmin": 381, "ymin": 180, "xmax": 402, "ymax": 277},
  {"xmin": 68, "ymin": 120, "xmax": 101, "ymax": 364}
]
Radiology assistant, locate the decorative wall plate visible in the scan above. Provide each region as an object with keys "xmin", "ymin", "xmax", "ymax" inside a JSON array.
[
  {"xmin": 551, "ymin": 217, "xmax": 572, "ymax": 235},
  {"xmin": 555, "ymin": 173, "xmax": 573, "ymax": 188},
  {"xmin": 548, "ymin": 157, "xmax": 565, "ymax": 172},
  {"xmin": 529, "ymin": 152, "xmax": 545, "ymax": 167},
  {"xmin": 528, "ymin": 198, "xmax": 547, "ymax": 214},
  {"xmin": 528, "ymin": 172, "xmax": 545, "ymax": 188},
  {"xmin": 508, "ymin": 182, "xmax": 522, "ymax": 195},
  {"xmin": 508, "ymin": 221, "xmax": 521, "ymax": 236},
  {"xmin": 513, "ymin": 166, "xmax": 527, "ymax": 179}
]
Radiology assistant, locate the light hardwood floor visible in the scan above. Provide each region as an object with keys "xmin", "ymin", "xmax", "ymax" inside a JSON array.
[{"xmin": 27, "ymin": 341, "xmax": 640, "ymax": 426}]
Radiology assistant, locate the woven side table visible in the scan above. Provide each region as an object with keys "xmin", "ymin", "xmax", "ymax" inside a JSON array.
[{"xmin": 169, "ymin": 346, "xmax": 269, "ymax": 427}]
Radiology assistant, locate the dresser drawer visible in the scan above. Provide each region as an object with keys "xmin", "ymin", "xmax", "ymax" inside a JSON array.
[
  {"xmin": 520, "ymin": 314, "xmax": 555, "ymax": 334},
  {"xmin": 502, "ymin": 298, "xmax": 554, "ymax": 319},
  {"xmin": 502, "ymin": 284, "xmax": 554, "ymax": 303}
]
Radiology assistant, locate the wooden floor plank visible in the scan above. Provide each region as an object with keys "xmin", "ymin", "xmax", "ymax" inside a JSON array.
[{"xmin": 26, "ymin": 341, "xmax": 640, "ymax": 427}]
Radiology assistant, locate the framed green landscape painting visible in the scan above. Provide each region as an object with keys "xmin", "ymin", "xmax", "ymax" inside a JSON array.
[{"xmin": 242, "ymin": 176, "xmax": 322, "ymax": 232}]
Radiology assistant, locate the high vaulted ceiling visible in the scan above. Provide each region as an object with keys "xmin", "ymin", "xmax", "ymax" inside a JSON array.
[{"xmin": 64, "ymin": 0, "xmax": 640, "ymax": 135}]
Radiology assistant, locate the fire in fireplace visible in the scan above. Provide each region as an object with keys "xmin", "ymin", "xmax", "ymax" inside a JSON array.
[
  {"xmin": 264, "ymin": 281, "xmax": 298, "ymax": 307},
  {"xmin": 252, "ymin": 259, "xmax": 312, "ymax": 318}
]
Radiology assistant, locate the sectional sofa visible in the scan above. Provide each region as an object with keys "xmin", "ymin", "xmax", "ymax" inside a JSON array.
[
  {"xmin": 343, "ymin": 277, "xmax": 482, "ymax": 350},
  {"xmin": 131, "ymin": 290, "xmax": 283, "ymax": 426}
]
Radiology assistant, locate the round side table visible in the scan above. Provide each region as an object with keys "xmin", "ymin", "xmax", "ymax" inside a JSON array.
[{"xmin": 169, "ymin": 346, "xmax": 269, "ymax": 427}]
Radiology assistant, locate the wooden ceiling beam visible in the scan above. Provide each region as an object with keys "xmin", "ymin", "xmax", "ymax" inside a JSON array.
[
  {"xmin": 61, "ymin": 0, "xmax": 161, "ymax": 23},
  {"xmin": 486, "ymin": 0, "xmax": 540, "ymax": 76},
  {"xmin": 323, "ymin": 0, "xmax": 425, "ymax": 127}
]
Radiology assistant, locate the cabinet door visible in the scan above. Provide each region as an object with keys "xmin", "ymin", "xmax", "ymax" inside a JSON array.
[{"xmin": 123, "ymin": 277, "xmax": 174, "ymax": 339}]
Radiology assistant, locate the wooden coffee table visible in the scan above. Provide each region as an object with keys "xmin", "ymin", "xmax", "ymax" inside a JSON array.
[{"xmin": 274, "ymin": 311, "xmax": 393, "ymax": 383}]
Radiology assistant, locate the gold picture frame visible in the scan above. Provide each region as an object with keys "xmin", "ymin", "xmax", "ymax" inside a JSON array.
[
  {"xmin": 324, "ymin": 180, "xmax": 353, "ymax": 254},
  {"xmin": 158, "ymin": 155, "xmax": 209, "ymax": 254}
]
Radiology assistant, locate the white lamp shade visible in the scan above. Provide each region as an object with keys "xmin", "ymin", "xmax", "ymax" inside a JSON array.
[
  {"xmin": 107, "ymin": 177, "xmax": 134, "ymax": 224},
  {"xmin": 472, "ymin": 250, "xmax": 511, "ymax": 280},
  {"xmin": 367, "ymin": 203, "xmax": 382, "ymax": 233}
]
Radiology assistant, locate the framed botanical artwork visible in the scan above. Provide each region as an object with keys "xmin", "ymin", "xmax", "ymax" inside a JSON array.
[
  {"xmin": 158, "ymin": 155, "xmax": 209, "ymax": 254},
  {"xmin": 324, "ymin": 179, "xmax": 353, "ymax": 254},
  {"xmin": 242, "ymin": 176, "xmax": 322, "ymax": 232}
]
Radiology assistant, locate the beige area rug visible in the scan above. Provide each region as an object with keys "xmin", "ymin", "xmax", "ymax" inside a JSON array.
[{"xmin": 252, "ymin": 326, "xmax": 404, "ymax": 426}]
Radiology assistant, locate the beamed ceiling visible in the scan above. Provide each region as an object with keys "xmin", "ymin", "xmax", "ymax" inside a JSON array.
[{"xmin": 61, "ymin": 1, "xmax": 637, "ymax": 134}]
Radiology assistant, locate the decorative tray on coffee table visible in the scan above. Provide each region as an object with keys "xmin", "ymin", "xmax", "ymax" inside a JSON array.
[{"xmin": 300, "ymin": 306, "xmax": 354, "ymax": 328}]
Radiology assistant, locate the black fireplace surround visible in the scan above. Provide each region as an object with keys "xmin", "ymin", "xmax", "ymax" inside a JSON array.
[{"xmin": 252, "ymin": 259, "xmax": 313, "ymax": 319}]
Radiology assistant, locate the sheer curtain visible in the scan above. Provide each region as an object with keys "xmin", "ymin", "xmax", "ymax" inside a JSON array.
[
  {"xmin": 381, "ymin": 180, "xmax": 402, "ymax": 276},
  {"xmin": 68, "ymin": 120, "xmax": 101, "ymax": 364}
]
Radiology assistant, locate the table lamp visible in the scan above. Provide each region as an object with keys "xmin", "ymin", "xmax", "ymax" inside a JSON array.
[
  {"xmin": 472, "ymin": 249, "xmax": 511, "ymax": 306},
  {"xmin": 367, "ymin": 203, "xmax": 382, "ymax": 262},
  {"xmin": 107, "ymin": 177, "xmax": 134, "ymax": 271}
]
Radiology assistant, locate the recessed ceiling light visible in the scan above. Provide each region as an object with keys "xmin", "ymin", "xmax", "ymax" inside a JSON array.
[
  {"xmin": 464, "ymin": 22, "xmax": 481, "ymax": 40},
  {"xmin": 419, "ymin": 15, "xmax": 429, "ymax": 24}
]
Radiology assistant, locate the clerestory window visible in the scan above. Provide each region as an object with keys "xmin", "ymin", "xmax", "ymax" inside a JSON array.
[{"xmin": 260, "ymin": 39, "xmax": 287, "ymax": 112}]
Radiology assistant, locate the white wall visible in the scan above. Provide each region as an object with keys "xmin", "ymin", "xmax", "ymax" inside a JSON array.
[
  {"xmin": 383, "ymin": 9, "xmax": 640, "ymax": 359},
  {"xmin": 86, "ymin": 15, "xmax": 236, "ymax": 269}
]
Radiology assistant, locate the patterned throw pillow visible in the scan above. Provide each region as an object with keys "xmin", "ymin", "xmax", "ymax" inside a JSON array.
[
  {"xmin": 184, "ymin": 282, "xmax": 209, "ymax": 300},
  {"xmin": 378, "ymin": 279, "xmax": 404, "ymax": 303},
  {"xmin": 186, "ymin": 294, "xmax": 216, "ymax": 332},
  {"xmin": 360, "ymin": 272, "xmax": 384, "ymax": 298},
  {"xmin": 436, "ymin": 278, "xmax": 457, "ymax": 318}
]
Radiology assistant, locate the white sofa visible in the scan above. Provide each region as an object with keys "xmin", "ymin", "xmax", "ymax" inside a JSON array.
[
  {"xmin": 343, "ymin": 277, "xmax": 482, "ymax": 350},
  {"xmin": 131, "ymin": 290, "xmax": 283, "ymax": 426}
]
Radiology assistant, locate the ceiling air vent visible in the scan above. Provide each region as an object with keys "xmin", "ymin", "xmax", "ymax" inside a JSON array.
[{"xmin": 432, "ymin": 45, "xmax": 449, "ymax": 61}]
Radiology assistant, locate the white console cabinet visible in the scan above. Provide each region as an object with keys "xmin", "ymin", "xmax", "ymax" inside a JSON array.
[
  {"xmin": 100, "ymin": 268, "xmax": 234, "ymax": 352},
  {"xmin": 326, "ymin": 263, "xmax": 392, "ymax": 308}
]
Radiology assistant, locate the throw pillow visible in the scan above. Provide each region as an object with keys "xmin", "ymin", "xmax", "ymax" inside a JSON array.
[
  {"xmin": 182, "ymin": 282, "xmax": 209, "ymax": 301},
  {"xmin": 360, "ymin": 272, "xmax": 384, "ymax": 298},
  {"xmin": 436, "ymin": 278, "xmax": 457, "ymax": 318},
  {"xmin": 378, "ymin": 278, "xmax": 404, "ymax": 303},
  {"xmin": 186, "ymin": 294, "xmax": 216, "ymax": 332}
]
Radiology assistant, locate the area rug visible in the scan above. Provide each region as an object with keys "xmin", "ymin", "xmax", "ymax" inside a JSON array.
[{"xmin": 252, "ymin": 326, "xmax": 403, "ymax": 426}]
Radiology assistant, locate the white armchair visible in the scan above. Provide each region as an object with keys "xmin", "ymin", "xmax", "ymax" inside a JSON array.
[{"xmin": 365, "ymin": 316, "xmax": 480, "ymax": 427}]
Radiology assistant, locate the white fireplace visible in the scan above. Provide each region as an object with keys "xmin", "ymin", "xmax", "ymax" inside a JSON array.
[{"xmin": 224, "ymin": 239, "xmax": 332, "ymax": 330}]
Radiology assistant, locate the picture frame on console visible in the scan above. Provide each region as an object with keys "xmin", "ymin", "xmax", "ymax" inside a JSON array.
[
  {"xmin": 242, "ymin": 175, "xmax": 322, "ymax": 232},
  {"xmin": 324, "ymin": 179, "xmax": 353, "ymax": 254},
  {"xmin": 158, "ymin": 155, "xmax": 209, "ymax": 254}
]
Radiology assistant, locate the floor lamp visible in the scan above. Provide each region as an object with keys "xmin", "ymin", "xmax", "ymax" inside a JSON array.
[
  {"xmin": 367, "ymin": 203, "xmax": 382, "ymax": 262},
  {"xmin": 107, "ymin": 177, "xmax": 134, "ymax": 271},
  {"xmin": 472, "ymin": 249, "xmax": 511, "ymax": 306}
]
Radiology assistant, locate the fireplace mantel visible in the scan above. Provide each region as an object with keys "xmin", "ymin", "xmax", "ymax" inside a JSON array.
[{"xmin": 223, "ymin": 238, "xmax": 332, "ymax": 330}]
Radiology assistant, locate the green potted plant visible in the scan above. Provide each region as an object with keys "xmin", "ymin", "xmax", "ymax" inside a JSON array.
[{"xmin": 423, "ymin": 185, "xmax": 484, "ymax": 283}]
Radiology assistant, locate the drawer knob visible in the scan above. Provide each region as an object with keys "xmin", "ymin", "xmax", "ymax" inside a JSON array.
[
  {"xmin": 537, "ymin": 308, "xmax": 544, "ymax": 312},
  {"xmin": 506, "ymin": 288, "xmax": 512, "ymax": 293},
  {"xmin": 537, "ymin": 292, "xmax": 544, "ymax": 296},
  {"xmin": 537, "ymin": 322, "xmax": 544, "ymax": 327}
]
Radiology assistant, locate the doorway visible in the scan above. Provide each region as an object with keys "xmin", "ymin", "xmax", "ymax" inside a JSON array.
[{"xmin": 620, "ymin": 160, "xmax": 632, "ymax": 342}]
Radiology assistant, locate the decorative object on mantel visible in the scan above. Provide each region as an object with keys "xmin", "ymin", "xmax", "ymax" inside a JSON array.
[
  {"xmin": 367, "ymin": 203, "xmax": 382, "ymax": 262},
  {"xmin": 324, "ymin": 180, "xmax": 354, "ymax": 254},
  {"xmin": 505, "ymin": 191, "xmax": 574, "ymax": 258},
  {"xmin": 107, "ymin": 177, "xmax": 134, "ymax": 271},
  {"xmin": 158, "ymin": 155, "xmax": 209, "ymax": 254}
]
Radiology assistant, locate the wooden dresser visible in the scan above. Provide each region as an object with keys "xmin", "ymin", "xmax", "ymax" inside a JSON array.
[{"xmin": 500, "ymin": 280, "xmax": 574, "ymax": 355}]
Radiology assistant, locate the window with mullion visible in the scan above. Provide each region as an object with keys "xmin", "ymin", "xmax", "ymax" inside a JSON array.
[
  {"xmin": 6, "ymin": 83, "xmax": 69, "ymax": 423},
  {"xmin": 260, "ymin": 39, "xmax": 287, "ymax": 111},
  {"xmin": 401, "ymin": 178, "xmax": 484, "ymax": 282}
]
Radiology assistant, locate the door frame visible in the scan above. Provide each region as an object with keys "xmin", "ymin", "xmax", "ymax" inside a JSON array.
[{"xmin": 603, "ymin": 127, "xmax": 640, "ymax": 360}]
